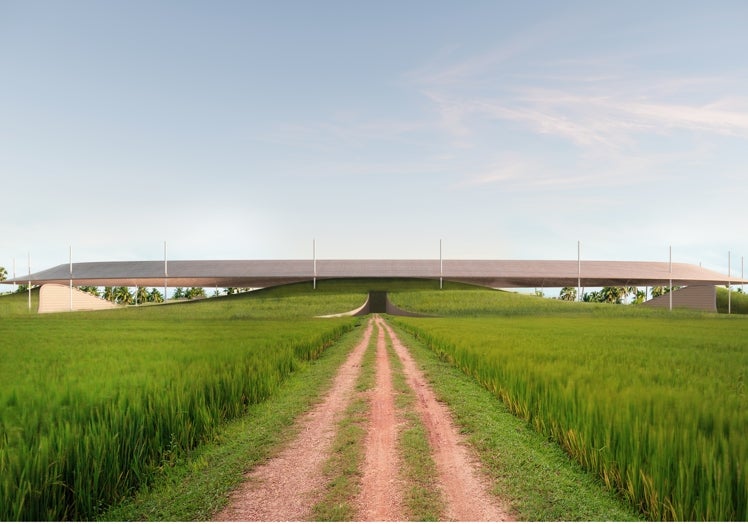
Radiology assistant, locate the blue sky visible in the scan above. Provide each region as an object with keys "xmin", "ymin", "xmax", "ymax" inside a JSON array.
[{"xmin": 2, "ymin": 0, "xmax": 747, "ymax": 279}]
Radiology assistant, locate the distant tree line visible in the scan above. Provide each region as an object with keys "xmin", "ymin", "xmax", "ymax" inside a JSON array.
[
  {"xmin": 557, "ymin": 285, "xmax": 686, "ymax": 304},
  {"xmin": 92, "ymin": 286, "xmax": 165, "ymax": 305},
  {"xmin": 0, "ymin": 270, "xmax": 239, "ymax": 301},
  {"xmin": 171, "ymin": 287, "xmax": 207, "ymax": 300},
  {"xmin": 74, "ymin": 286, "xmax": 216, "ymax": 304}
]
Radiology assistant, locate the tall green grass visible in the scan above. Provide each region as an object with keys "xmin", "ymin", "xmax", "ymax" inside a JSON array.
[
  {"xmin": 391, "ymin": 288, "xmax": 717, "ymax": 318},
  {"xmin": 0, "ymin": 288, "xmax": 39, "ymax": 317},
  {"xmin": 0, "ymin": 290, "xmax": 357, "ymax": 521},
  {"xmin": 393, "ymin": 314, "xmax": 748, "ymax": 521},
  {"xmin": 717, "ymin": 287, "xmax": 748, "ymax": 314}
]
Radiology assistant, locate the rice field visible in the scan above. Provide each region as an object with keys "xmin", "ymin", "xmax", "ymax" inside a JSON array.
[
  {"xmin": 0, "ymin": 289, "xmax": 358, "ymax": 521},
  {"xmin": 392, "ymin": 306, "xmax": 748, "ymax": 521},
  {"xmin": 2, "ymin": 281, "xmax": 746, "ymax": 521}
]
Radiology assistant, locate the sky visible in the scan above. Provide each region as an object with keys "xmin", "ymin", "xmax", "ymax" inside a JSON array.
[{"xmin": 2, "ymin": 0, "xmax": 747, "ymax": 280}]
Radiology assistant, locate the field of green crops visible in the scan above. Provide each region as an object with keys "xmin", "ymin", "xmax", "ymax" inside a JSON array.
[
  {"xmin": 0, "ymin": 287, "xmax": 364, "ymax": 521},
  {"xmin": 390, "ymin": 290, "xmax": 748, "ymax": 521},
  {"xmin": 3, "ymin": 280, "xmax": 747, "ymax": 521}
]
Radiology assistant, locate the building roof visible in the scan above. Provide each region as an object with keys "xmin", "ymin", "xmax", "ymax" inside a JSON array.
[{"xmin": 4, "ymin": 259, "xmax": 743, "ymax": 289}]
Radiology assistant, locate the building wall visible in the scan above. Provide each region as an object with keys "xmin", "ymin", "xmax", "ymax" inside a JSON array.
[
  {"xmin": 642, "ymin": 285, "xmax": 716, "ymax": 312},
  {"xmin": 39, "ymin": 284, "xmax": 119, "ymax": 313}
]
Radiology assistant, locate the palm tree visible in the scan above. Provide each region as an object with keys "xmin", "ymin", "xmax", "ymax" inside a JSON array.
[
  {"xmin": 559, "ymin": 287, "xmax": 577, "ymax": 301},
  {"xmin": 0, "ymin": 266, "xmax": 7, "ymax": 282},
  {"xmin": 136, "ymin": 286, "xmax": 149, "ymax": 305},
  {"xmin": 114, "ymin": 286, "xmax": 133, "ymax": 305},
  {"xmin": 186, "ymin": 287, "xmax": 206, "ymax": 300},
  {"xmin": 632, "ymin": 289, "xmax": 647, "ymax": 304},
  {"xmin": 650, "ymin": 286, "xmax": 666, "ymax": 298},
  {"xmin": 147, "ymin": 288, "xmax": 164, "ymax": 303},
  {"xmin": 600, "ymin": 287, "xmax": 622, "ymax": 303},
  {"xmin": 652, "ymin": 285, "xmax": 681, "ymax": 299},
  {"xmin": 583, "ymin": 290, "xmax": 604, "ymax": 302},
  {"xmin": 77, "ymin": 286, "xmax": 100, "ymax": 297},
  {"xmin": 103, "ymin": 287, "xmax": 115, "ymax": 302}
]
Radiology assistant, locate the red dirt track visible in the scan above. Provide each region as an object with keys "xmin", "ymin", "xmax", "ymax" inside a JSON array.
[
  {"xmin": 215, "ymin": 316, "xmax": 512, "ymax": 521},
  {"xmin": 213, "ymin": 321, "xmax": 373, "ymax": 521},
  {"xmin": 355, "ymin": 319, "xmax": 405, "ymax": 520},
  {"xmin": 379, "ymin": 317, "xmax": 512, "ymax": 521}
]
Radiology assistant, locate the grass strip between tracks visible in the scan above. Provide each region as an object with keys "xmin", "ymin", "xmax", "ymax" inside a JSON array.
[
  {"xmin": 100, "ymin": 321, "xmax": 366, "ymax": 521},
  {"xmin": 385, "ymin": 326, "xmax": 444, "ymax": 521},
  {"xmin": 312, "ymin": 321, "xmax": 378, "ymax": 521},
  {"xmin": 388, "ymin": 321, "xmax": 641, "ymax": 521}
]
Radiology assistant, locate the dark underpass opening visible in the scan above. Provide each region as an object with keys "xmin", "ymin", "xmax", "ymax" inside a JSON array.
[
  {"xmin": 353, "ymin": 291, "xmax": 429, "ymax": 317},
  {"xmin": 367, "ymin": 291, "xmax": 388, "ymax": 313}
]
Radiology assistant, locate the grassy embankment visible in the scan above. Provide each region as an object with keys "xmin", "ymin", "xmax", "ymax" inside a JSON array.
[{"xmin": 390, "ymin": 288, "xmax": 748, "ymax": 521}]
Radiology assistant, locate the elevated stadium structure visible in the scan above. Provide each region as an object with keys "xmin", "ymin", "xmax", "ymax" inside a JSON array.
[{"xmin": 4, "ymin": 258, "xmax": 744, "ymax": 313}]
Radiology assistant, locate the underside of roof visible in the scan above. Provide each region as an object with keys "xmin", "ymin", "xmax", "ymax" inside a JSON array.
[{"xmin": 4, "ymin": 259, "xmax": 744, "ymax": 289}]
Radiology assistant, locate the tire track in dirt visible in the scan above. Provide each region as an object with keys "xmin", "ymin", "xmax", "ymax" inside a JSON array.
[
  {"xmin": 213, "ymin": 319, "xmax": 374, "ymax": 522},
  {"xmin": 378, "ymin": 317, "xmax": 513, "ymax": 522},
  {"xmin": 213, "ymin": 315, "xmax": 512, "ymax": 522},
  {"xmin": 354, "ymin": 319, "xmax": 405, "ymax": 521}
]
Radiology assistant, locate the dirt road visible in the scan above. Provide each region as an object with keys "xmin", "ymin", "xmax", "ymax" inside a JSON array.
[
  {"xmin": 355, "ymin": 318, "xmax": 405, "ymax": 520},
  {"xmin": 213, "ymin": 320, "xmax": 374, "ymax": 521},
  {"xmin": 215, "ymin": 316, "xmax": 512, "ymax": 521}
]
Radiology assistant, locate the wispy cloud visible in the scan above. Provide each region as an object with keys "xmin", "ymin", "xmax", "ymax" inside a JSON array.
[
  {"xmin": 453, "ymin": 148, "xmax": 679, "ymax": 193},
  {"xmin": 409, "ymin": 36, "xmax": 748, "ymax": 152},
  {"xmin": 421, "ymin": 84, "xmax": 748, "ymax": 152}
]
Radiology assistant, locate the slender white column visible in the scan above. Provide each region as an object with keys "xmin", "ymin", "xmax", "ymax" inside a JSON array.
[
  {"xmin": 668, "ymin": 246, "xmax": 673, "ymax": 311},
  {"xmin": 728, "ymin": 251, "xmax": 731, "ymax": 314},
  {"xmin": 577, "ymin": 240, "xmax": 581, "ymax": 302},
  {"xmin": 439, "ymin": 239, "xmax": 443, "ymax": 290},
  {"xmin": 27, "ymin": 252, "xmax": 31, "ymax": 311},
  {"xmin": 164, "ymin": 241, "xmax": 168, "ymax": 302},
  {"xmin": 313, "ymin": 238, "xmax": 317, "ymax": 290},
  {"xmin": 69, "ymin": 246, "xmax": 73, "ymax": 311}
]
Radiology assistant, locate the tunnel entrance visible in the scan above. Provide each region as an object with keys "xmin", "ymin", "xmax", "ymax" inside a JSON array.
[
  {"xmin": 367, "ymin": 291, "xmax": 388, "ymax": 313},
  {"xmin": 350, "ymin": 291, "xmax": 429, "ymax": 317}
]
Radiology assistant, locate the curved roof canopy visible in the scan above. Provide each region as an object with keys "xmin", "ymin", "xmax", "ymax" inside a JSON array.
[{"xmin": 5, "ymin": 259, "xmax": 743, "ymax": 289}]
